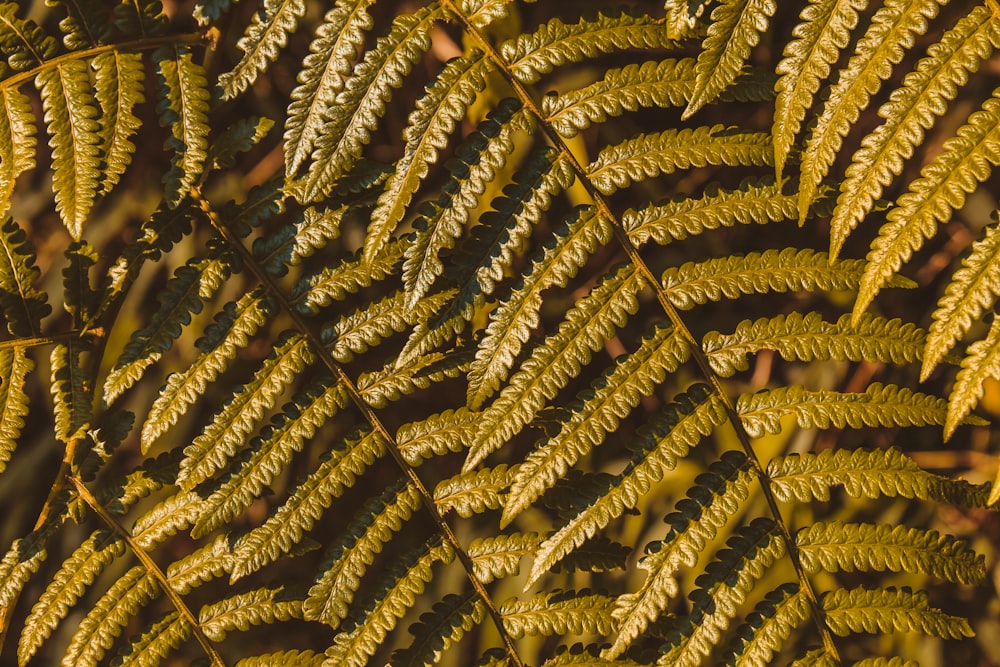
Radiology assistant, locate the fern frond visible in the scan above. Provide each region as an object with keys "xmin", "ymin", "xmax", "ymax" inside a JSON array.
[
  {"xmin": 398, "ymin": 407, "xmax": 477, "ymax": 466},
  {"xmin": 606, "ymin": 451, "xmax": 755, "ymax": 659},
  {"xmin": 768, "ymin": 447, "xmax": 990, "ymax": 506},
  {"xmin": 500, "ymin": 590, "xmax": 616, "ymax": 638},
  {"xmin": 434, "ymin": 465, "xmax": 513, "ymax": 518},
  {"xmin": 153, "ymin": 44, "xmax": 210, "ymax": 207},
  {"xmin": 0, "ymin": 531, "xmax": 51, "ymax": 623},
  {"xmin": 219, "ymin": 0, "xmax": 306, "ymax": 99},
  {"xmin": 684, "ymin": 0, "xmax": 776, "ymax": 118},
  {"xmin": 0, "ymin": 87, "xmax": 36, "ymax": 217},
  {"xmin": 722, "ymin": 583, "xmax": 811, "ymax": 667},
  {"xmin": 0, "ymin": 217, "xmax": 49, "ymax": 338},
  {"xmin": 945, "ymin": 315, "xmax": 1000, "ymax": 441},
  {"xmin": 235, "ymin": 650, "xmax": 325, "ymax": 667},
  {"xmin": 856, "ymin": 88, "xmax": 1000, "ymax": 318},
  {"xmin": 51, "ymin": 339, "xmax": 92, "ymax": 442},
  {"xmin": 504, "ymin": 324, "xmax": 689, "ymax": 527},
  {"xmin": 469, "ymin": 205, "xmax": 613, "ymax": 409},
  {"xmin": 366, "ymin": 51, "xmax": 491, "ymax": 261},
  {"xmin": 0, "ymin": 4, "xmax": 57, "ymax": 70},
  {"xmin": 93, "ymin": 50, "xmax": 144, "ymax": 195},
  {"xmin": 258, "ymin": 203, "xmax": 348, "ymax": 277},
  {"xmin": 304, "ymin": 479, "xmax": 419, "ymax": 626},
  {"xmin": 704, "ymin": 312, "xmax": 929, "ymax": 377},
  {"xmin": 821, "ymin": 586, "xmax": 974, "ymax": 639},
  {"xmin": 829, "ymin": 6, "xmax": 999, "ymax": 258},
  {"xmin": 796, "ymin": 521, "xmax": 984, "ymax": 584},
  {"xmin": 798, "ymin": 0, "xmax": 943, "ymax": 218},
  {"xmin": 0, "ymin": 346, "xmax": 30, "ymax": 473},
  {"xmin": 112, "ymin": 611, "xmax": 191, "ymax": 667},
  {"xmin": 527, "ymin": 385, "xmax": 728, "ymax": 585},
  {"xmin": 293, "ymin": 238, "xmax": 406, "ymax": 315},
  {"xmin": 772, "ymin": 0, "xmax": 867, "ymax": 178},
  {"xmin": 358, "ymin": 347, "xmax": 467, "ymax": 407},
  {"xmin": 200, "ymin": 586, "xmax": 303, "ymax": 641},
  {"xmin": 324, "ymin": 537, "xmax": 455, "ymax": 667},
  {"xmin": 166, "ymin": 534, "xmax": 234, "ymax": 594},
  {"xmin": 468, "ymin": 532, "xmax": 541, "ymax": 584},
  {"xmin": 465, "ymin": 263, "xmax": 644, "ymax": 470},
  {"xmin": 390, "ymin": 591, "xmax": 486, "ymax": 667},
  {"xmin": 587, "ymin": 126, "xmax": 774, "ymax": 196}
]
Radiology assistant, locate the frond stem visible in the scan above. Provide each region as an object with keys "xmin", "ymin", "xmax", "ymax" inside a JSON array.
[
  {"xmin": 188, "ymin": 187, "xmax": 527, "ymax": 667},
  {"xmin": 65, "ymin": 474, "xmax": 227, "ymax": 667},
  {"xmin": 446, "ymin": 1, "xmax": 840, "ymax": 659},
  {"xmin": 0, "ymin": 327, "xmax": 103, "ymax": 351}
]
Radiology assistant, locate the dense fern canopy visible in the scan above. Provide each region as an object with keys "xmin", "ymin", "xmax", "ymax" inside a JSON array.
[{"xmin": 0, "ymin": 0, "xmax": 998, "ymax": 665}]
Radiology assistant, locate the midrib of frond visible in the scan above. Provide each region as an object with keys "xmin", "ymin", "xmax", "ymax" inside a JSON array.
[{"xmin": 444, "ymin": 1, "xmax": 842, "ymax": 657}]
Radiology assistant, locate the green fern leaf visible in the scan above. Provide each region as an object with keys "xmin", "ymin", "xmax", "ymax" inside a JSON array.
[
  {"xmin": 587, "ymin": 126, "xmax": 774, "ymax": 195},
  {"xmin": 257, "ymin": 202, "xmax": 348, "ymax": 276},
  {"xmin": 304, "ymin": 479, "xmax": 419, "ymax": 626},
  {"xmin": 103, "ymin": 254, "xmax": 232, "ymax": 407},
  {"xmin": 434, "ymin": 465, "xmax": 513, "ymax": 518},
  {"xmin": 0, "ymin": 346, "xmax": 30, "ymax": 474},
  {"xmin": 768, "ymin": 447, "xmax": 990, "ymax": 506},
  {"xmin": 829, "ymin": 6, "xmax": 999, "ymax": 258},
  {"xmin": 166, "ymin": 534, "xmax": 234, "ymax": 595},
  {"xmin": 389, "ymin": 591, "xmax": 486, "ymax": 667},
  {"xmin": 235, "ymin": 650, "xmax": 326, "ymax": 667},
  {"xmin": 821, "ymin": 586, "xmax": 974, "ymax": 639},
  {"xmin": 500, "ymin": 589, "xmax": 616, "ymax": 638},
  {"xmin": 141, "ymin": 290, "xmax": 276, "ymax": 448},
  {"xmin": 358, "ymin": 348, "xmax": 467, "ymax": 408},
  {"xmin": 200, "ymin": 586, "xmax": 303, "ymax": 641},
  {"xmin": 772, "ymin": 0, "xmax": 867, "ymax": 178},
  {"xmin": 923, "ymin": 224, "xmax": 1000, "ymax": 379},
  {"xmin": 737, "ymin": 383, "xmax": 980, "ymax": 438},
  {"xmin": 228, "ymin": 427, "xmax": 388, "ymax": 580},
  {"xmin": 398, "ymin": 407, "xmax": 477, "ymax": 466},
  {"xmin": 0, "ymin": 531, "xmax": 52, "ymax": 625},
  {"xmin": 657, "ymin": 519, "xmax": 786, "ymax": 667},
  {"xmin": 284, "ymin": 0, "xmax": 376, "ymax": 175},
  {"xmin": 177, "ymin": 332, "xmax": 317, "ymax": 487},
  {"xmin": 797, "ymin": 521, "xmax": 984, "ymax": 584},
  {"xmin": 366, "ymin": 51, "xmax": 490, "ymax": 262},
  {"xmin": 704, "ymin": 312, "xmax": 929, "ymax": 377},
  {"xmin": 465, "ymin": 263, "xmax": 644, "ymax": 470},
  {"xmin": 527, "ymin": 385, "xmax": 727, "ymax": 585},
  {"xmin": 153, "ymin": 44, "xmax": 210, "ymax": 207},
  {"xmin": 504, "ymin": 324, "xmax": 689, "ymax": 527},
  {"xmin": 219, "ymin": 0, "xmax": 306, "ymax": 100},
  {"xmin": 0, "ymin": 4, "xmax": 57, "ymax": 70},
  {"xmin": 946, "ymin": 315, "xmax": 1000, "ymax": 440},
  {"xmin": 856, "ymin": 88, "xmax": 1000, "ymax": 319},
  {"xmin": 52, "ymin": 0, "xmax": 109, "ymax": 48},
  {"xmin": 93, "ymin": 50, "xmax": 145, "ymax": 195},
  {"xmin": 0, "ymin": 87, "xmax": 36, "ymax": 217},
  {"xmin": 294, "ymin": 4, "xmax": 445, "ymax": 202},
  {"xmin": 503, "ymin": 10, "xmax": 673, "ymax": 85},
  {"xmin": 722, "ymin": 583, "xmax": 811, "ymax": 667},
  {"xmin": 112, "ymin": 611, "xmax": 190, "ymax": 667},
  {"xmin": 51, "ymin": 339, "xmax": 92, "ymax": 442},
  {"xmin": 684, "ymin": 0, "xmax": 776, "ymax": 118},
  {"xmin": 606, "ymin": 451, "xmax": 754, "ymax": 659},
  {"xmin": 467, "ymin": 532, "xmax": 541, "ymax": 584},
  {"xmin": 63, "ymin": 240, "xmax": 99, "ymax": 325},
  {"xmin": 798, "ymin": 0, "xmax": 943, "ymax": 219},
  {"xmin": 293, "ymin": 238, "xmax": 406, "ymax": 314},
  {"xmin": 324, "ymin": 537, "xmax": 455, "ymax": 667},
  {"xmin": 470, "ymin": 205, "xmax": 614, "ymax": 410}
]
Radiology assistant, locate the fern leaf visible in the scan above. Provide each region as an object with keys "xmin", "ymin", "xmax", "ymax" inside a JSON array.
[
  {"xmin": 465, "ymin": 263, "xmax": 644, "ymax": 470},
  {"xmin": 324, "ymin": 537, "xmax": 455, "ymax": 667},
  {"xmin": 821, "ymin": 586, "xmax": 974, "ymax": 639},
  {"xmin": 294, "ymin": 4, "xmax": 445, "ymax": 202},
  {"xmin": 768, "ymin": 447, "xmax": 990, "ymax": 507},
  {"xmin": 830, "ymin": 6, "xmax": 999, "ymax": 258},
  {"xmin": 0, "ymin": 4, "xmax": 57, "ymax": 71},
  {"xmin": 177, "ymin": 331, "xmax": 316, "ymax": 488},
  {"xmin": 293, "ymin": 238, "xmax": 406, "ymax": 315},
  {"xmin": 141, "ymin": 289, "xmax": 276, "ymax": 448},
  {"xmin": 153, "ymin": 44, "xmax": 210, "ymax": 207},
  {"xmin": 402, "ymin": 97, "xmax": 528, "ymax": 308},
  {"xmin": 796, "ymin": 521, "xmax": 984, "ymax": 584},
  {"xmin": 924, "ymin": 224, "xmax": 1000, "ymax": 379},
  {"xmin": 606, "ymin": 451, "xmax": 754, "ymax": 659},
  {"xmin": 467, "ymin": 532, "xmax": 541, "ymax": 584},
  {"xmin": 228, "ymin": 427, "xmax": 388, "ymax": 580},
  {"xmin": 209, "ymin": 116, "xmax": 275, "ymax": 171},
  {"xmin": 528, "ymin": 385, "xmax": 727, "ymax": 585},
  {"xmin": 304, "ymin": 479, "xmax": 419, "ymax": 626},
  {"xmin": 112, "ymin": 611, "xmax": 191, "ymax": 667},
  {"xmin": 358, "ymin": 348, "xmax": 468, "ymax": 408},
  {"xmin": 0, "ymin": 531, "xmax": 51, "ymax": 624},
  {"xmin": 53, "ymin": 0, "xmax": 110, "ymax": 48},
  {"xmin": 470, "ymin": 205, "xmax": 614, "ymax": 409},
  {"xmin": 166, "ymin": 534, "xmax": 233, "ymax": 594},
  {"xmin": 946, "ymin": 315, "xmax": 1000, "ymax": 440},
  {"xmin": 772, "ymin": 0, "xmax": 867, "ymax": 178},
  {"xmin": 0, "ymin": 87, "xmax": 36, "ymax": 217},
  {"xmin": 104, "ymin": 254, "xmax": 232, "ymax": 407},
  {"xmin": 200, "ymin": 586, "xmax": 302, "ymax": 641},
  {"xmin": 219, "ymin": 0, "xmax": 306, "ymax": 99},
  {"xmin": 63, "ymin": 240, "xmax": 99, "ymax": 325},
  {"xmin": 722, "ymin": 583, "xmax": 811, "ymax": 667},
  {"xmin": 236, "ymin": 650, "xmax": 326, "ymax": 667},
  {"xmin": 737, "ymin": 383, "xmax": 981, "ymax": 438},
  {"xmin": 191, "ymin": 380, "xmax": 349, "ymax": 538},
  {"xmin": 856, "ymin": 88, "xmax": 1000, "ymax": 318},
  {"xmin": 398, "ymin": 407, "xmax": 478, "ymax": 466},
  {"xmin": 390, "ymin": 591, "xmax": 486, "ymax": 667},
  {"xmin": 684, "ymin": 0, "xmax": 776, "ymax": 118},
  {"xmin": 505, "ymin": 324, "xmax": 689, "ymax": 527},
  {"xmin": 587, "ymin": 126, "xmax": 774, "ymax": 195},
  {"xmin": 798, "ymin": 0, "xmax": 943, "ymax": 218},
  {"xmin": 623, "ymin": 178, "xmax": 799, "ymax": 246},
  {"xmin": 51, "ymin": 339, "xmax": 92, "ymax": 442},
  {"xmin": 366, "ymin": 51, "xmax": 490, "ymax": 262},
  {"xmin": 704, "ymin": 312, "xmax": 929, "ymax": 377},
  {"xmin": 0, "ymin": 346, "xmax": 30, "ymax": 473},
  {"xmin": 657, "ymin": 519, "xmax": 786, "ymax": 667},
  {"xmin": 503, "ymin": 10, "xmax": 674, "ymax": 85},
  {"xmin": 434, "ymin": 465, "xmax": 513, "ymax": 518},
  {"xmin": 284, "ymin": 0, "xmax": 377, "ymax": 175},
  {"xmin": 500, "ymin": 589, "xmax": 616, "ymax": 638},
  {"xmin": 257, "ymin": 203, "xmax": 348, "ymax": 276},
  {"xmin": 93, "ymin": 50, "xmax": 144, "ymax": 195}
]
